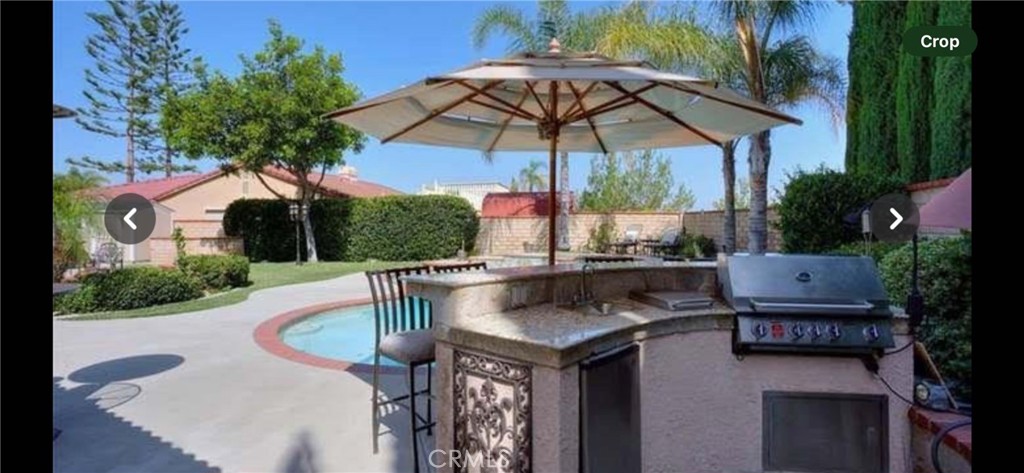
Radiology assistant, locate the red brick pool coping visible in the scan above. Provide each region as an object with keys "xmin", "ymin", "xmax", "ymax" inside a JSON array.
[
  {"xmin": 254, "ymin": 298, "xmax": 405, "ymax": 375},
  {"xmin": 908, "ymin": 406, "xmax": 972, "ymax": 462}
]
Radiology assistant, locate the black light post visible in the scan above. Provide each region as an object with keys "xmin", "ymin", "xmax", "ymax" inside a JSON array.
[{"xmin": 289, "ymin": 201, "xmax": 305, "ymax": 266}]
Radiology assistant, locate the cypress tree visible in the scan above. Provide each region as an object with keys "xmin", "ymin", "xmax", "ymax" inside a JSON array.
[
  {"xmin": 851, "ymin": 0, "xmax": 906, "ymax": 175},
  {"xmin": 844, "ymin": 2, "xmax": 865, "ymax": 172},
  {"xmin": 895, "ymin": 0, "xmax": 938, "ymax": 183},
  {"xmin": 930, "ymin": 0, "xmax": 972, "ymax": 179}
]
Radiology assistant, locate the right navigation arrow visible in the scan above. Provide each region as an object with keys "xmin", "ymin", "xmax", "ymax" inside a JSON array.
[{"xmin": 889, "ymin": 208, "xmax": 903, "ymax": 230}]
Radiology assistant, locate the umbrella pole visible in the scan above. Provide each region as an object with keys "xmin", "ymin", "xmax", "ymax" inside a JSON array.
[
  {"xmin": 547, "ymin": 81, "xmax": 560, "ymax": 266},
  {"xmin": 548, "ymin": 131, "xmax": 558, "ymax": 265}
]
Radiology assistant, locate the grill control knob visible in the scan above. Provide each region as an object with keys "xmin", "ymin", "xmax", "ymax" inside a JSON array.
[
  {"xmin": 863, "ymin": 324, "xmax": 880, "ymax": 342},
  {"xmin": 827, "ymin": 323, "xmax": 842, "ymax": 341},
  {"xmin": 752, "ymin": 322, "xmax": 768, "ymax": 339},
  {"xmin": 790, "ymin": 324, "xmax": 805, "ymax": 340},
  {"xmin": 809, "ymin": 324, "xmax": 823, "ymax": 339}
]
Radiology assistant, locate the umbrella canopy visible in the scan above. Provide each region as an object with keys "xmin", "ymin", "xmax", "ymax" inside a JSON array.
[
  {"xmin": 327, "ymin": 40, "xmax": 802, "ymax": 264},
  {"xmin": 919, "ymin": 168, "xmax": 971, "ymax": 230}
]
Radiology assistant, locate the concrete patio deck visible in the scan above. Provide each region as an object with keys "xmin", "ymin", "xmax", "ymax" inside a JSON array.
[{"xmin": 53, "ymin": 273, "xmax": 432, "ymax": 473}]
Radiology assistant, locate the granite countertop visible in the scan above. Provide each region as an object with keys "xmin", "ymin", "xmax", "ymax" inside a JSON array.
[
  {"xmin": 404, "ymin": 260, "xmax": 717, "ymax": 289},
  {"xmin": 436, "ymin": 297, "xmax": 735, "ymax": 368}
]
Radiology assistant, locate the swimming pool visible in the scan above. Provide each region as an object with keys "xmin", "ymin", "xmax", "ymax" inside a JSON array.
[{"xmin": 279, "ymin": 303, "xmax": 429, "ymax": 367}]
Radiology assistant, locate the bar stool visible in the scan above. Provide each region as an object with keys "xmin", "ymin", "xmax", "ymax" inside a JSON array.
[{"xmin": 366, "ymin": 266, "xmax": 435, "ymax": 472}]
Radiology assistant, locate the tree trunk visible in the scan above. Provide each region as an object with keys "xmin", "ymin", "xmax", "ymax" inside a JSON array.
[
  {"xmin": 721, "ymin": 141, "xmax": 737, "ymax": 254},
  {"xmin": 302, "ymin": 193, "xmax": 318, "ymax": 263},
  {"xmin": 557, "ymin": 151, "xmax": 571, "ymax": 250},
  {"xmin": 165, "ymin": 148, "xmax": 172, "ymax": 178},
  {"xmin": 747, "ymin": 130, "xmax": 771, "ymax": 254}
]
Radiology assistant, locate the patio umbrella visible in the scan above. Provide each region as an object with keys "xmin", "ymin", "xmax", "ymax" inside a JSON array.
[
  {"xmin": 326, "ymin": 39, "xmax": 802, "ymax": 264},
  {"xmin": 919, "ymin": 168, "xmax": 971, "ymax": 231}
]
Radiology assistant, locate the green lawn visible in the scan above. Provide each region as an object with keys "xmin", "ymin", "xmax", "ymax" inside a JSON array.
[{"xmin": 70, "ymin": 261, "xmax": 406, "ymax": 320}]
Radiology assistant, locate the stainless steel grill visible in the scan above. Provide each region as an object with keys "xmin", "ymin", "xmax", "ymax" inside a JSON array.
[{"xmin": 719, "ymin": 254, "xmax": 895, "ymax": 356}]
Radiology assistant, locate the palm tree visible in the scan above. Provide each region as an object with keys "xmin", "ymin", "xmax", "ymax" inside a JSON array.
[
  {"xmin": 518, "ymin": 159, "xmax": 548, "ymax": 192},
  {"xmin": 600, "ymin": 1, "xmax": 843, "ymax": 254}
]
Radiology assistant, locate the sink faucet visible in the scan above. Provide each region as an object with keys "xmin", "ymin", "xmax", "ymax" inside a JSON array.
[{"xmin": 578, "ymin": 263, "xmax": 596, "ymax": 305}]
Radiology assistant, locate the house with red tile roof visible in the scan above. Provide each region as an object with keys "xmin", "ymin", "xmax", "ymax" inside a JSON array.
[{"xmin": 92, "ymin": 165, "xmax": 401, "ymax": 265}]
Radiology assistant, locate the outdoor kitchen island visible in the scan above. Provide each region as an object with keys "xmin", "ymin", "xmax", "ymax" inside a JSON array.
[{"xmin": 403, "ymin": 259, "xmax": 914, "ymax": 473}]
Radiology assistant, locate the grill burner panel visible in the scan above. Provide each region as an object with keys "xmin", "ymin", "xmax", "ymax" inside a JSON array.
[{"xmin": 720, "ymin": 255, "xmax": 896, "ymax": 356}]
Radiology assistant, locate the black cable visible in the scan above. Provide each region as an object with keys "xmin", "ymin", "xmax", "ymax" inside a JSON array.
[
  {"xmin": 885, "ymin": 338, "xmax": 915, "ymax": 355},
  {"xmin": 931, "ymin": 419, "xmax": 972, "ymax": 473},
  {"xmin": 874, "ymin": 373, "xmax": 971, "ymax": 417}
]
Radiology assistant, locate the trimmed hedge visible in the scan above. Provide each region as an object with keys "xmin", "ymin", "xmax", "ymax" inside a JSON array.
[
  {"xmin": 880, "ymin": 235, "xmax": 972, "ymax": 399},
  {"xmin": 225, "ymin": 196, "xmax": 479, "ymax": 262},
  {"xmin": 179, "ymin": 254, "xmax": 250, "ymax": 290},
  {"xmin": 344, "ymin": 195, "xmax": 479, "ymax": 261},
  {"xmin": 223, "ymin": 199, "xmax": 305, "ymax": 262},
  {"xmin": 776, "ymin": 167, "xmax": 904, "ymax": 254},
  {"xmin": 55, "ymin": 267, "xmax": 203, "ymax": 314}
]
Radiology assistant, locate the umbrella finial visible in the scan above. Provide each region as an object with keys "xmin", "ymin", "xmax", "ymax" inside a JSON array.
[{"xmin": 548, "ymin": 37, "xmax": 561, "ymax": 54}]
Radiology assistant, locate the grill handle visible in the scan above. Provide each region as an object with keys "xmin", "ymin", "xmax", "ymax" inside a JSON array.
[{"xmin": 750, "ymin": 300, "xmax": 874, "ymax": 314}]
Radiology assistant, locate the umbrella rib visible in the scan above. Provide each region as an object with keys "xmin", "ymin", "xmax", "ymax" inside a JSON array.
[
  {"xmin": 654, "ymin": 80, "xmax": 803, "ymax": 125},
  {"xmin": 455, "ymin": 80, "xmax": 542, "ymax": 121},
  {"xmin": 559, "ymin": 82, "xmax": 598, "ymax": 122},
  {"xmin": 381, "ymin": 80, "xmax": 504, "ymax": 144},
  {"xmin": 487, "ymin": 89, "xmax": 531, "ymax": 153},
  {"xmin": 563, "ymin": 83, "xmax": 658, "ymax": 123},
  {"xmin": 604, "ymin": 81, "xmax": 723, "ymax": 148},
  {"xmin": 568, "ymin": 82, "xmax": 607, "ymax": 155},
  {"xmin": 524, "ymin": 81, "xmax": 548, "ymax": 116},
  {"xmin": 323, "ymin": 80, "xmax": 456, "ymax": 119},
  {"xmin": 467, "ymin": 98, "xmax": 535, "ymax": 121}
]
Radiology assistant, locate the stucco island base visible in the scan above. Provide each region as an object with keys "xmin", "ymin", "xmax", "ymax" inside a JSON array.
[{"xmin": 406, "ymin": 263, "xmax": 913, "ymax": 473}]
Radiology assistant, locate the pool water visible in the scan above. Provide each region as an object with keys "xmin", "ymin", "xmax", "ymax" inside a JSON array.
[{"xmin": 279, "ymin": 303, "xmax": 429, "ymax": 367}]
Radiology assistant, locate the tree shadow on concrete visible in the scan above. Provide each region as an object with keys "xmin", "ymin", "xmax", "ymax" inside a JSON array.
[{"xmin": 54, "ymin": 354, "xmax": 221, "ymax": 473}]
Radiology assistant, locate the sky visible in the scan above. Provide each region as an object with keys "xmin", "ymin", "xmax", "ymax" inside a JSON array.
[{"xmin": 53, "ymin": 1, "xmax": 850, "ymax": 210}]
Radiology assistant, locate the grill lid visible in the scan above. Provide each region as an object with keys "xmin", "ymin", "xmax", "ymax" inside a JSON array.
[{"xmin": 719, "ymin": 255, "xmax": 891, "ymax": 316}]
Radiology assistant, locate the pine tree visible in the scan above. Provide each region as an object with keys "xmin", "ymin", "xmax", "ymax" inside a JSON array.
[
  {"xmin": 72, "ymin": 0, "xmax": 157, "ymax": 182},
  {"xmin": 142, "ymin": 0, "xmax": 197, "ymax": 177}
]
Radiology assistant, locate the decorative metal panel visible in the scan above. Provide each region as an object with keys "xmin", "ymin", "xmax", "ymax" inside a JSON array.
[{"xmin": 453, "ymin": 350, "xmax": 531, "ymax": 473}]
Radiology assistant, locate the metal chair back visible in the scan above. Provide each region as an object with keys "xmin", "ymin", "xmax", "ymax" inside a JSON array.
[
  {"xmin": 661, "ymin": 227, "xmax": 681, "ymax": 245},
  {"xmin": 623, "ymin": 224, "xmax": 643, "ymax": 243},
  {"xmin": 431, "ymin": 262, "xmax": 487, "ymax": 273},
  {"xmin": 365, "ymin": 266, "xmax": 433, "ymax": 342}
]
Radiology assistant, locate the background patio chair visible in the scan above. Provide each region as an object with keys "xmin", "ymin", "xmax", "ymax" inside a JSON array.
[
  {"xmin": 365, "ymin": 265, "xmax": 435, "ymax": 471},
  {"xmin": 609, "ymin": 224, "xmax": 643, "ymax": 254},
  {"xmin": 645, "ymin": 228, "xmax": 682, "ymax": 256}
]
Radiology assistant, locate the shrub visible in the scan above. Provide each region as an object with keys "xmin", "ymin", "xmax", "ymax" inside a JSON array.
[
  {"xmin": 776, "ymin": 167, "xmax": 905, "ymax": 254},
  {"xmin": 679, "ymin": 233, "xmax": 717, "ymax": 258},
  {"xmin": 223, "ymin": 199, "xmax": 304, "ymax": 262},
  {"xmin": 344, "ymin": 195, "xmax": 479, "ymax": 261},
  {"xmin": 54, "ymin": 267, "xmax": 203, "ymax": 314},
  {"xmin": 879, "ymin": 234, "xmax": 971, "ymax": 400},
  {"xmin": 226, "ymin": 196, "xmax": 479, "ymax": 262},
  {"xmin": 179, "ymin": 254, "xmax": 250, "ymax": 290},
  {"xmin": 309, "ymin": 198, "xmax": 353, "ymax": 261},
  {"xmin": 828, "ymin": 241, "xmax": 905, "ymax": 265},
  {"xmin": 586, "ymin": 216, "xmax": 617, "ymax": 253}
]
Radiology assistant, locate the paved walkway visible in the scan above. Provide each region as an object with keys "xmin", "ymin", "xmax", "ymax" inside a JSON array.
[{"xmin": 54, "ymin": 273, "xmax": 430, "ymax": 473}]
